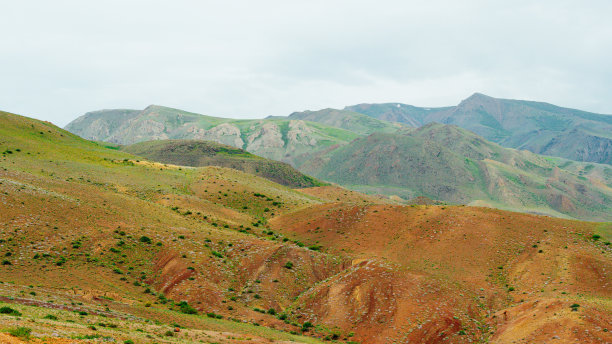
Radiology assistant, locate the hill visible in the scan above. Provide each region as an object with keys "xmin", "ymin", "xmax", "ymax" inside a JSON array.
[
  {"xmin": 286, "ymin": 108, "xmax": 403, "ymax": 135},
  {"xmin": 66, "ymin": 105, "xmax": 362, "ymax": 166},
  {"xmin": 346, "ymin": 93, "xmax": 612, "ymax": 164},
  {"xmin": 0, "ymin": 110, "xmax": 610, "ymax": 343},
  {"xmin": 301, "ymin": 123, "xmax": 612, "ymax": 221},
  {"xmin": 122, "ymin": 139, "xmax": 325, "ymax": 188},
  {"xmin": 66, "ymin": 103, "xmax": 612, "ymax": 221}
]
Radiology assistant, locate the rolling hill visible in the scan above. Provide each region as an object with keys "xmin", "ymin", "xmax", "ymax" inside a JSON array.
[
  {"xmin": 122, "ymin": 139, "xmax": 325, "ymax": 188},
  {"xmin": 1, "ymin": 110, "xmax": 610, "ymax": 343},
  {"xmin": 66, "ymin": 102, "xmax": 612, "ymax": 221},
  {"xmin": 346, "ymin": 93, "xmax": 612, "ymax": 164},
  {"xmin": 300, "ymin": 123, "xmax": 612, "ymax": 221},
  {"xmin": 66, "ymin": 105, "xmax": 363, "ymax": 166},
  {"xmin": 285, "ymin": 108, "xmax": 403, "ymax": 135}
]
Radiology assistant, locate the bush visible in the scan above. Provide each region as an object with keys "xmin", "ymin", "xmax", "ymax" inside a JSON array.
[
  {"xmin": 592, "ymin": 234, "xmax": 601, "ymax": 241},
  {"xmin": 43, "ymin": 314, "xmax": 58, "ymax": 320},
  {"xmin": 139, "ymin": 236, "xmax": 152, "ymax": 244},
  {"xmin": 0, "ymin": 306, "xmax": 21, "ymax": 316},
  {"xmin": 301, "ymin": 321, "xmax": 313, "ymax": 331},
  {"xmin": 284, "ymin": 261, "xmax": 294, "ymax": 269},
  {"xmin": 178, "ymin": 301, "xmax": 198, "ymax": 315},
  {"xmin": 164, "ymin": 330, "xmax": 174, "ymax": 337},
  {"xmin": 8, "ymin": 327, "xmax": 31, "ymax": 339},
  {"xmin": 56, "ymin": 256, "xmax": 67, "ymax": 266},
  {"xmin": 267, "ymin": 308, "xmax": 276, "ymax": 315},
  {"xmin": 206, "ymin": 312, "xmax": 223, "ymax": 319}
]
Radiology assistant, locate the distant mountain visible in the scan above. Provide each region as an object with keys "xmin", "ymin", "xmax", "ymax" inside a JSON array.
[
  {"xmin": 286, "ymin": 108, "xmax": 403, "ymax": 135},
  {"xmin": 66, "ymin": 105, "xmax": 363, "ymax": 166},
  {"xmin": 301, "ymin": 123, "xmax": 612, "ymax": 221},
  {"xmin": 5, "ymin": 109, "xmax": 612, "ymax": 343},
  {"xmin": 65, "ymin": 99, "xmax": 612, "ymax": 220},
  {"xmin": 346, "ymin": 93, "xmax": 612, "ymax": 164},
  {"xmin": 122, "ymin": 139, "xmax": 325, "ymax": 188}
]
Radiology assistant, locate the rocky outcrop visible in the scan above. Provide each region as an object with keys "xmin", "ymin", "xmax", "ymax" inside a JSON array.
[
  {"xmin": 188, "ymin": 123, "xmax": 244, "ymax": 148},
  {"xmin": 246, "ymin": 122, "xmax": 284, "ymax": 151}
]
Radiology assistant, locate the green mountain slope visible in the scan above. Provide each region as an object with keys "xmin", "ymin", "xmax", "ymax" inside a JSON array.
[
  {"xmin": 2, "ymin": 110, "xmax": 611, "ymax": 343},
  {"xmin": 66, "ymin": 105, "xmax": 361, "ymax": 166},
  {"xmin": 286, "ymin": 108, "xmax": 403, "ymax": 135},
  {"xmin": 301, "ymin": 123, "xmax": 612, "ymax": 221},
  {"xmin": 122, "ymin": 139, "xmax": 325, "ymax": 188},
  {"xmin": 346, "ymin": 103, "xmax": 452, "ymax": 127},
  {"xmin": 346, "ymin": 93, "xmax": 612, "ymax": 164}
]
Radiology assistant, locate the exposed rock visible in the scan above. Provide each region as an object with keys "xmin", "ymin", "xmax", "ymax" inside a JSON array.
[{"xmin": 189, "ymin": 123, "xmax": 244, "ymax": 148}]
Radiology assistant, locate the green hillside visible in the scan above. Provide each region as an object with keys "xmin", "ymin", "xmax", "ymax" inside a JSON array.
[
  {"xmin": 66, "ymin": 105, "xmax": 361, "ymax": 166},
  {"xmin": 301, "ymin": 123, "xmax": 612, "ymax": 221},
  {"xmin": 2, "ymin": 110, "xmax": 611, "ymax": 343},
  {"xmin": 346, "ymin": 93, "xmax": 612, "ymax": 164},
  {"xmin": 286, "ymin": 108, "xmax": 403, "ymax": 135},
  {"xmin": 122, "ymin": 139, "xmax": 326, "ymax": 188}
]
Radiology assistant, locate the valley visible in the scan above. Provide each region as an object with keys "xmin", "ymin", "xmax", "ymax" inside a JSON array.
[{"xmin": 0, "ymin": 110, "xmax": 610, "ymax": 343}]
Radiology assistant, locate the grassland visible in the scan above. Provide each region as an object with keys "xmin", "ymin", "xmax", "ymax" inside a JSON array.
[{"xmin": 1, "ymin": 110, "xmax": 611, "ymax": 343}]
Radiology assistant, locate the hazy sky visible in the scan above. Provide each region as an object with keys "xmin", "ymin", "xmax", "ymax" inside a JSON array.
[{"xmin": 1, "ymin": 1, "xmax": 612, "ymax": 126}]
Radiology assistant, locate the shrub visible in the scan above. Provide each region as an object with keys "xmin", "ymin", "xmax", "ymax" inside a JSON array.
[
  {"xmin": 284, "ymin": 261, "xmax": 294, "ymax": 269},
  {"xmin": 1, "ymin": 260, "xmax": 11, "ymax": 265},
  {"xmin": 8, "ymin": 327, "xmax": 31, "ymax": 339},
  {"xmin": 43, "ymin": 314, "xmax": 58, "ymax": 320},
  {"xmin": 206, "ymin": 312, "xmax": 223, "ymax": 319},
  {"xmin": 178, "ymin": 301, "xmax": 197, "ymax": 315},
  {"xmin": 56, "ymin": 256, "xmax": 67, "ymax": 266},
  {"xmin": 164, "ymin": 330, "xmax": 174, "ymax": 337},
  {"xmin": 267, "ymin": 308, "xmax": 276, "ymax": 315},
  {"xmin": 592, "ymin": 234, "xmax": 601, "ymax": 241},
  {"xmin": 0, "ymin": 307, "xmax": 21, "ymax": 316},
  {"xmin": 301, "ymin": 321, "xmax": 313, "ymax": 331},
  {"xmin": 139, "ymin": 236, "xmax": 152, "ymax": 244}
]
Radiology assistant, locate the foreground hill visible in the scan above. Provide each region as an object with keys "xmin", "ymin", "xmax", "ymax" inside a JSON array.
[
  {"xmin": 66, "ymin": 105, "xmax": 362, "ymax": 166},
  {"xmin": 2, "ymin": 110, "xmax": 611, "ymax": 343},
  {"xmin": 301, "ymin": 123, "xmax": 612, "ymax": 221},
  {"xmin": 347, "ymin": 93, "xmax": 612, "ymax": 164},
  {"xmin": 122, "ymin": 139, "xmax": 325, "ymax": 188}
]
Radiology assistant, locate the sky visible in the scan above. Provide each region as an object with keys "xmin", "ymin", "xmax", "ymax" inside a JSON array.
[{"xmin": 1, "ymin": 0, "xmax": 612, "ymax": 126}]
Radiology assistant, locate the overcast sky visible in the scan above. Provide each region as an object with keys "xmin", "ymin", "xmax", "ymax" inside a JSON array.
[{"xmin": 1, "ymin": 1, "xmax": 611, "ymax": 126}]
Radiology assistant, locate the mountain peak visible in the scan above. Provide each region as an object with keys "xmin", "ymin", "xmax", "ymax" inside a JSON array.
[
  {"xmin": 463, "ymin": 92, "xmax": 494, "ymax": 102},
  {"xmin": 456, "ymin": 93, "xmax": 499, "ymax": 111}
]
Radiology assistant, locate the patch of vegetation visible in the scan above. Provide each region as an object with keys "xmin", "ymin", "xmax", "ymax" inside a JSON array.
[
  {"xmin": 0, "ymin": 306, "xmax": 22, "ymax": 316},
  {"xmin": 8, "ymin": 327, "xmax": 31, "ymax": 339}
]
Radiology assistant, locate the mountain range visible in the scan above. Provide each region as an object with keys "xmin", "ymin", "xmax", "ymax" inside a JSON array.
[
  {"xmin": 1, "ymin": 109, "xmax": 610, "ymax": 343},
  {"xmin": 346, "ymin": 93, "xmax": 612, "ymax": 164},
  {"xmin": 65, "ymin": 94, "xmax": 612, "ymax": 221}
]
